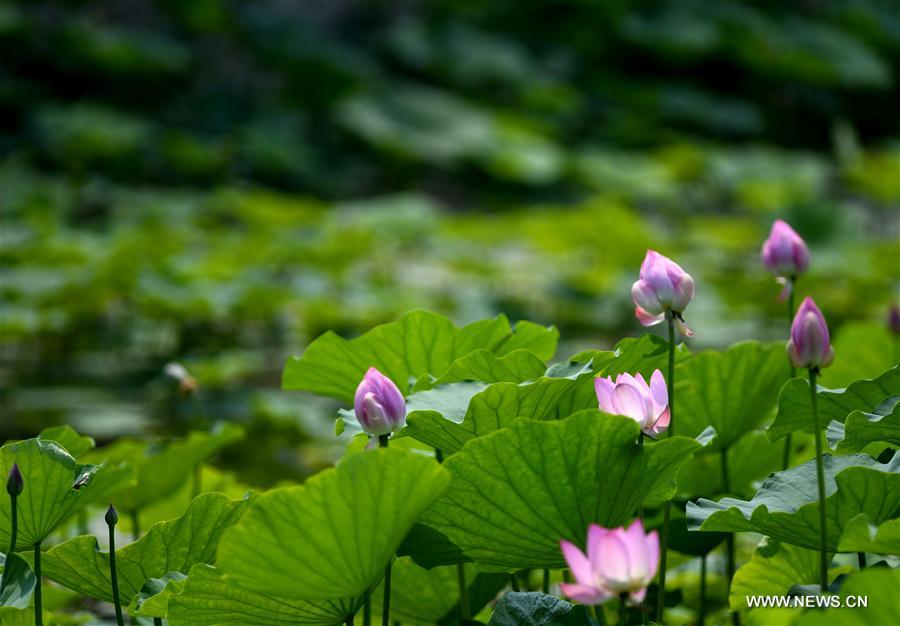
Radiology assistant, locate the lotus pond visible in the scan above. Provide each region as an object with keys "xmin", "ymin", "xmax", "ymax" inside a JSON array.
[{"xmin": 2, "ymin": 1, "xmax": 900, "ymax": 625}]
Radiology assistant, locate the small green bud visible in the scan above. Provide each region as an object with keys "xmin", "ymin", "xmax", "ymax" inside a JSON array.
[{"xmin": 6, "ymin": 463, "xmax": 23, "ymax": 497}]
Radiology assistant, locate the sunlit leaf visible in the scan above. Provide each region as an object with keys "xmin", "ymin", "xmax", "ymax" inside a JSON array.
[
  {"xmin": 827, "ymin": 401, "xmax": 900, "ymax": 453},
  {"xmin": 0, "ymin": 554, "xmax": 35, "ymax": 609},
  {"xmin": 797, "ymin": 568, "xmax": 900, "ymax": 625},
  {"xmin": 836, "ymin": 514, "xmax": 900, "ymax": 555}
]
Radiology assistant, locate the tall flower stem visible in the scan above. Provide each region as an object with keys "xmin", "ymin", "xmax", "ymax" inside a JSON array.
[
  {"xmin": 379, "ymin": 435, "xmax": 392, "ymax": 626},
  {"xmin": 107, "ymin": 509, "xmax": 125, "ymax": 626},
  {"xmin": 655, "ymin": 312, "xmax": 676, "ymax": 624},
  {"xmin": 721, "ymin": 449, "xmax": 739, "ymax": 626},
  {"xmin": 699, "ymin": 554, "xmax": 707, "ymax": 626},
  {"xmin": 619, "ymin": 594, "xmax": 628, "ymax": 626},
  {"xmin": 857, "ymin": 552, "xmax": 866, "ymax": 569},
  {"xmin": 130, "ymin": 510, "xmax": 141, "ymax": 542},
  {"xmin": 782, "ymin": 281, "xmax": 796, "ymax": 470},
  {"xmin": 592, "ymin": 604, "xmax": 607, "ymax": 626},
  {"xmin": 808, "ymin": 368, "xmax": 829, "ymax": 592},
  {"xmin": 363, "ymin": 595, "xmax": 371, "ymax": 626},
  {"xmin": 458, "ymin": 563, "xmax": 471, "ymax": 618},
  {"xmin": 542, "ymin": 568, "xmax": 550, "ymax": 594},
  {"xmin": 7, "ymin": 489, "xmax": 17, "ymax": 554},
  {"xmin": 34, "ymin": 542, "xmax": 43, "ymax": 626},
  {"xmin": 154, "ymin": 619, "xmax": 163, "ymax": 626}
]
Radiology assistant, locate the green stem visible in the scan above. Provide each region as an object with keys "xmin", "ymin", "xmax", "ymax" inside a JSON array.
[
  {"xmin": 783, "ymin": 280, "xmax": 796, "ymax": 470},
  {"xmin": 192, "ymin": 463, "xmax": 202, "ymax": 499},
  {"xmin": 563, "ymin": 569, "xmax": 571, "ymax": 583},
  {"xmin": 7, "ymin": 494, "xmax": 16, "ymax": 553},
  {"xmin": 699, "ymin": 555, "xmax": 707, "ymax": 626},
  {"xmin": 619, "ymin": 593, "xmax": 628, "ymax": 626},
  {"xmin": 109, "ymin": 519, "xmax": 125, "ymax": 626},
  {"xmin": 809, "ymin": 368, "xmax": 829, "ymax": 592},
  {"xmin": 130, "ymin": 510, "xmax": 140, "ymax": 542},
  {"xmin": 655, "ymin": 312, "xmax": 676, "ymax": 624},
  {"xmin": 34, "ymin": 542, "xmax": 43, "ymax": 626},
  {"xmin": 379, "ymin": 435, "xmax": 391, "ymax": 625},
  {"xmin": 458, "ymin": 563, "xmax": 471, "ymax": 618},
  {"xmin": 154, "ymin": 619, "xmax": 163, "ymax": 626},
  {"xmin": 364, "ymin": 594, "xmax": 371, "ymax": 626},
  {"xmin": 345, "ymin": 620, "xmax": 353, "ymax": 626},
  {"xmin": 857, "ymin": 552, "xmax": 866, "ymax": 569},
  {"xmin": 542, "ymin": 568, "xmax": 550, "ymax": 594},
  {"xmin": 435, "ymin": 448, "xmax": 444, "ymax": 463},
  {"xmin": 592, "ymin": 604, "xmax": 607, "ymax": 626},
  {"xmin": 722, "ymin": 448, "xmax": 740, "ymax": 626},
  {"xmin": 510, "ymin": 573, "xmax": 521, "ymax": 592}
]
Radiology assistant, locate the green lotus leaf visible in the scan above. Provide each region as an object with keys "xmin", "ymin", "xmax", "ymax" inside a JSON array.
[
  {"xmin": 282, "ymin": 310, "xmax": 555, "ymax": 401},
  {"xmin": 821, "ymin": 322, "xmax": 896, "ymax": 389},
  {"xmin": 676, "ymin": 341, "xmax": 789, "ymax": 448},
  {"xmin": 419, "ymin": 411, "xmax": 701, "ymax": 571},
  {"xmin": 487, "ymin": 592, "xmax": 589, "ymax": 626},
  {"xmin": 127, "ymin": 571, "xmax": 187, "ymax": 617},
  {"xmin": 492, "ymin": 320, "xmax": 560, "ymax": 362},
  {"xmin": 369, "ymin": 557, "xmax": 507, "ymax": 625},
  {"xmin": 729, "ymin": 539, "xmax": 851, "ymax": 609},
  {"xmin": 769, "ymin": 365, "xmax": 899, "ymax": 441},
  {"xmin": 412, "ymin": 349, "xmax": 548, "ymax": 392},
  {"xmin": 0, "ymin": 554, "xmax": 35, "ymax": 609},
  {"xmin": 0, "ymin": 439, "xmax": 119, "ymax": 549},
  {"xmin": 217, "ymin": 448, "xmax": 451, "ymax": 600},
  {"xmin": 677, "ymin": 431, "xmax": 782, "ymax": 499},
  {"xmin": 836, "ymin": 514, "xmax": 900, "ymax": 555},
  {"xmin": 37, "ymin": 425, "xmax": 95, "ymax": 459},
  {"xmin": 84, "ymin": 422, "xmax": 244, "ymax": 513},
  {"xmin": 167, "ymin": 564, "xmax": 363, "ymax": 626},
  {"xmin": 405, "ymin": 334, "xmax": 684, "ymax": 455},
  {"xmin": 397, "ymin": 523, "xmax": 470, "ymax": 569},
  {"xmin": 687, "ymin": 454, "xmax": 900, "ymax": 552},
  {"xmin": 797, "ymin": 567, "xmax": 900, "ymax": 625},
  {"xmin": 827, "ymin": 401, "xmax": 900, "ymax": 453},
  {"xmin": 40, "ymin": 492, "xmax": 250, "ymax": 614}
]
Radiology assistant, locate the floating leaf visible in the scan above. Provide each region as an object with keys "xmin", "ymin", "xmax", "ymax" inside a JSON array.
[
  {"xmin": 0, "ymin": 554, "xmax": 35, "ymax": 609},
  {"xmin": 84, "ymin": 423, "xmax": 244, "ymax": 512},
  {"xmin": 487, "ymin": 592, "xmax": 589, "ymax": 626},
  {"xmin": 687, "ymin": 454, "xmax": 900, "ymax": 552},
  {"xmin": 677, "ymin": 341, "xmax": 789, "ymax": 448},
  {"xmin": 769, "ymin": 366, "xmax": 899, "ymax": 441},
  {"xmin": 40, "ymin": 493, "xmax": 250, "ymax": 612},
  {"xmin": 167, "ymin": 564, "xmax": 362, "ymax": 626},
  {"xmin": 283, "ymin": 311, "xmax": 547, "ymax": 401},
  {"xmin": 836, "ymin": 514, "xmax": 900, "ymax": 555},
  {"xmin": 729, "ymin": 539, "xmax": 850, "ymax": 609},
  {"xmin": 827, "ymin": 401, "xmax": 900, "ymax": 453},
  {"xmin": 217, "ymin": 448, "xmax": 450, "ymax": 599},
  {"xmin": 0, "ymin": 439, "xmax": 114, "ymax": 549},
  {"xmin": 419, "ymin": 412, "xmax": 701, "ymax": 571}
]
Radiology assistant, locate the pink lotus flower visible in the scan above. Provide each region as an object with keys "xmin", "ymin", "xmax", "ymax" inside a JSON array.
[
  {"xmin": 595, "ymin": 370, "xmax": 670, "ymax": 438},
  {"xmin": 559, "ymin": 520, "xmax": 660, "ymax": 606},
  {"xmin": 761, "ymin": 219, "xmax": 810, "ymax": 302},
  {"xmin": 354, "ymin": 367, "xmax": 406, "ymax": 436},
  {"xmin": 631, "ymin": 250, "xmax": 695, "ymax": 337},
  {"xmin": 787, "ymin": 297, "xmax": 834, "ymax": 370}
]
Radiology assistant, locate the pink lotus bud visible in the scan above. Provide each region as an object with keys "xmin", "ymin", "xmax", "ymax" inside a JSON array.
[
  {"xmin": 889, "ymin": 303, "xmax": 900, "ymax": 336},
  {"xmin": 787, "ymin": 297, "xmax": 834, "ymax": 370},
  {"xmin": 353, "ymin": 367, "xmax": 406, "ymax": 436},
  {"xmin": 761, "ymin": 220, "xmax": 809, "ymax": 301},
  {"xmin": 595, "ymin": 370, "xmax": 670, "ymax": 438},
  {"xmin": 631, "ymin": 250, "xmax": 695, "ymax": 336},
  {"xmin": 559, "ymin": 520, "xmax": 659, "ymax": 606}
]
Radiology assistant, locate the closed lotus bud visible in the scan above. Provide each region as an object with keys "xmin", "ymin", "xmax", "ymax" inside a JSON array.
[
  {"xmin": 354, "ymin": 367, "xmax": 406, "ymax": 436},
  {"xmin": 889, "ymin": 303, "xmax": 900, "ymax": 336},
  {"xmin": 6, "ymin": 463, "xmax": 23, "ymax": 497},
  {"xmin": 787, "ymin": 297, "xmax": 834, "ymax": 370},
  {"xmin": 631, "ymin": 250, "xmax": 695, "ymax": 336},
  {"xmin": 761, "ymin": 220, "xmax": 810, "ymax": 302},
  {"xmin": 559, "ymin": 520, "xmax": 660, "ymax": 606},
  {"xmin": 595, "ymin": 370, "xmax": 670, "ymax": 438},
  {"xmin": 105, "ymin": 504, "xmax": 119, "ymax": 527}
]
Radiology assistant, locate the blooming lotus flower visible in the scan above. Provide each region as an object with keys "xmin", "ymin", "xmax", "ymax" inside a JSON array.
[
  {"xmin": 559, "ymin": 520, "xmax": 660, "ymax": 605},
  {"xmin": 631, "ymin": 250, "xmax": 695, "ymax": 337},
  {"xmin": 761, "ymin": 219, "xmax": 810, "ymax": 302},
  {"xmin": 595, "ymin": 370, "xmax": 669, "ymax": 438},
  {"xmin": 787, "ymin": 297, "xmax": 834, "ymax": 370},
  {"xmin": 354, "ymin": 367, "xmax": 406, "ymax": 436}
]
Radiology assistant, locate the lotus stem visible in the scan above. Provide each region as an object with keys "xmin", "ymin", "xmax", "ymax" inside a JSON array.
[
  {"xmin": 7, "ymin": 489, "xmax": 16, "ymax": 554},
  {"xmin": 34, "ymin": 541, "xmax": 43, "ymax": 626},
  {"xmin": 510, "ymin": 573, "xmax": 521, "ymax": 592},
  {"xmin": 378, "ymin": 435, "xmax": 391, "ymax": 626},
  {"xmin": 107, "ymin": 507, "xmax": 125, "ymax": 626},
  {"xmin": 458, "ymin": 564, "xmax": 471, "ymax": 618},
  {"xmin": 131, "ymin": 510, "xmax": 141, "ymax": 542},
  {"xmin": 808, "ymin": 367, "xmax": 828, "ymax": 592},
  {"xmin": 619, "ymin": 593, "xmax": 628, "ymax": 626},
  {"xmin": 154, "ymin": 619, "xmax": 163, "ymax": 626},
  {"xmin": 699, "ymin": 554, "xmax": 707, "ymax": 626},
  {"xmin": 542, "ymin": 568, "xmax": 550, "ymax": 594},
  {"xmin": 655, "ymin": 312, "xmax": 676, "ymax": 623},
  {"xmin": 857, "ymin": 552, "xmax": 866, "ymax": 569},
  {"xmin": 783, "ymin": 281, "xmax": 796, "ymax": 470},
  {"xmin": 363, "ymin": 594, "xmax": 371, "ymax": 626},
  {"xmin": 592, "ymin": 604, "xmax": 607, "ymax": 626},
  {"xmin": 721, "ymin": 448, "xmax": 739, "ymax": 626}
]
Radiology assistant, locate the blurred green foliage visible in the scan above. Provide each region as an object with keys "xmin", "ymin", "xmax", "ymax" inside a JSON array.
[{"xmin": 0, "ymin": 0, "xmax": 898, "ymax": 483}]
